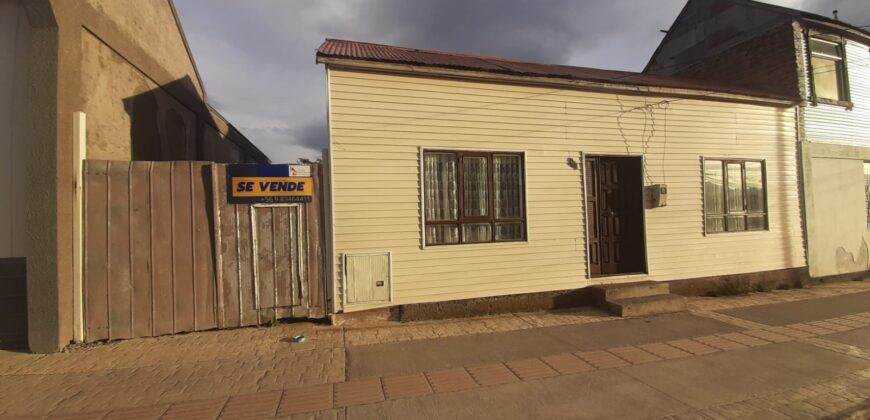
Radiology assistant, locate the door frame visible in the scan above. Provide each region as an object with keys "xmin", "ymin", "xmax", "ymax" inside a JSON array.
[
  {"xmin": 250, "ymin": 203, "xmax": 306, "ymax": 324},
  {"xmin": 581, "ymin": 153, "xmax": 650, "ymax": 279}
]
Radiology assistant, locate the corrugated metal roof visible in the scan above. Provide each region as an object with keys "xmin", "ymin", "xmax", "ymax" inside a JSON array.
[{"xmin": 317, "ymin": 38, "xmax": 797, "ymax": 101}]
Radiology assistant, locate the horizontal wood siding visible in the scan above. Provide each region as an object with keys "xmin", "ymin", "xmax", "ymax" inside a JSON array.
[
  {"xmin": 804, "ymin": 39, "xmax": 870, "ymax": 146},
  {"xmin": 328, "ymin": 68, "xmax": 804, "ymax": 311}
]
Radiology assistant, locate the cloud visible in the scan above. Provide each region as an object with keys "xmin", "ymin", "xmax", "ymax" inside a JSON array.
[{"xmin": 173, "ymin": 0, "xmax": 870, "ymax": 163}]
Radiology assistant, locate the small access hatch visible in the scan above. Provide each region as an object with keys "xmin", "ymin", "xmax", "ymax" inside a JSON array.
[{"xmin": 344, "ymin": 252, "xmax": 391, "ymax": 305}]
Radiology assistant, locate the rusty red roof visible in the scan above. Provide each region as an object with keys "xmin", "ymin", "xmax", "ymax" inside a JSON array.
[{"xmin": 317, "ymin": 38, "xmax": 797, "ymax": 102}]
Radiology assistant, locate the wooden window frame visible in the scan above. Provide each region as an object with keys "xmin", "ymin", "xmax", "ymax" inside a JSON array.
[
  {"xmin": 808, "ymin": 35, "xmax": 851, "ymax": 106},
  {"xmin": 703, "ymin": 158, "xmax": 769, "ymax": 234},
  {"xmin": 422, "ymin": 150, "xmax": 527, "ymax": 246}
]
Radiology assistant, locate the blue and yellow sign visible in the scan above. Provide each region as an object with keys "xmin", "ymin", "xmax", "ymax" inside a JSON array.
[{"xmin": 226, "ymin": 164, "xmax": 313, "ymax": 204}]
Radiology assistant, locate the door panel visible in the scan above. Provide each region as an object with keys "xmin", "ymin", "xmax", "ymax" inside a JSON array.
[
  {"xmin": 585, "ymin": 156, "xmax": 646, "ymax": 277},
  {"xmin": 254, "ymin": 205, "xmax": 305, "ymax": 321}
]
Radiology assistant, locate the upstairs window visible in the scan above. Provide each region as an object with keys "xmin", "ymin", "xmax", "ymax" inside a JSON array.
[
  {"xmin": 809, "ymin": 37, "xmax": 848, "ymax": 103},
  {"xmin": 704, "ymin": 159, "xmax": 768, "ymax": 234},
  {"xmin": 423, "ymin": 151, "xmax": 525, "ymax": 246}
]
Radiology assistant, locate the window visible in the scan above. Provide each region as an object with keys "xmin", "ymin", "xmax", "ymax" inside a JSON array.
[
  {"xmin": 864, "ymin": 163, "xmax": 870, "ymax": 230},
  {"xmin": 704, "ymin": 159, "xmax": 767, "ymax": 233},
  {"xmin": 809, "ymin": 37, "xmax": 848, "ymax": 103},
  {"xmin": 423, "ymin": 150, "xmax": 525, "ymax": 245}
]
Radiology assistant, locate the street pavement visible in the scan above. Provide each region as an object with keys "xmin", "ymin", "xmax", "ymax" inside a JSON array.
[{"xmin": 1, "ymin": 280, "xmax": 869, "ymax": 419}]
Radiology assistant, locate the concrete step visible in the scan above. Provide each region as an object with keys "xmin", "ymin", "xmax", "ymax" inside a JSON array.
[
  {"xmin": 602, "ymin": 294, "xmax": 687, "ymax": 317},
  {"xmin": 590, "ymin": 281, "xmax": 670, "ymax": 303}
]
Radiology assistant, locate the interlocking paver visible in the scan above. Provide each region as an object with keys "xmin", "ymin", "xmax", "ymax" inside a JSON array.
[
  {"xmin": 666, "ymin": 339, "xmax": 720, "ymax": 355},
  {"xmin": 333, "ymin": 378, "xmax": 384, "ymax": 408},
  {"xmin": 765, "ymin": 326, "xmax": 815, "ymax": 339},
  {"xmin": 425, "ymin": 368, "xmax": 478, "ymax": 393},
  {"xmin": 466, "ymin": 363, "xmax": 520, "ymax": 386},
  {"xmin": 161, "ymin": 397, "xmax": 226, "ymax": 420},
  {"xmin": 607, "ymin": 346, "xmax": 662, "ymax": 364},
  {"xmin": 717, "ymin": 332, "xmax": 770, "ymax": 347},
  {"xmin": 692, "ymin": 335, "xmax": 747, "ymax": 351},
  {"xmin": 505, "ymin": 358, "xmax": 559, "ymax": 380},
  {"xmin": 381, "ymin": 373, "xmax": 433, "ymax": 399},
  {"xmin": 540, "ymin": 353, "xmax": 596, "ymax": 374},
  {"xmin": 637, "ymin": 342, "xmax": 692, "ymax": 360},
  {"xmin": 787, "ymin": 323, "xmax": 833, "ymax": 336},
  {"xmin": 807, "ymin": 320, "xmax": 852, "ymax": 332},
  {"xmin": 575, "ymin": 350, "xmax": 630, "ymax": 369},
  {"xmin": 103, "ymin": 404, "xmax": 168, "ymax": 420},
  {"xmin": 276, "ymin": 384, "xmax": 333, "ymax": 416},
  {"xmin": 218, "ymin": 390, "xmax": 282, "ymax": 419},
  {"xmin": 741, "ymin": 329, "xmax": 792, "ymax": 343}
]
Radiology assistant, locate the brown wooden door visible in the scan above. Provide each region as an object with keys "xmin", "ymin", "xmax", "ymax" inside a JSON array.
[{"xmin": 585, "ymin": 156, "xmax": 645, "ymax": 277}]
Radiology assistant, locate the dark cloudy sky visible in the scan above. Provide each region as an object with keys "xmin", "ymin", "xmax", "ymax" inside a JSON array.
[{"xmin": 173, "ymin": 0, "xmax": 870, "ymax": 163}]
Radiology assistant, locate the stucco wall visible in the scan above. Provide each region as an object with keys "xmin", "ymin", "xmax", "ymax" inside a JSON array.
[
  {"xmin": 803, "ymin": 143, "xmax": 870, "ymax": 277},
  {"xmin": 80, "ymin": 31, "xmax": 198, "ymax": 161},
  {"xmin": 0, "ymin": 0, "xmax": 29, "ymax": 258}
]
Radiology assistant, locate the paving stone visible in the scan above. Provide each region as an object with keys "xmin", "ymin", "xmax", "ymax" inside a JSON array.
[
  {"xmin": 539, "ymin": 353, "xmax": 596, "ymax": 374},
  {"xmin": 824, "ymin": 317, "xmax": 865, "ymax": 329},
  {"xmin": 607, "ymin": 346, "xmax": 662, "ymax": 364},
  {"xmin": 424, "ymin": 368, "xmax": 478, "ymax": 393},
  {"xmin": 666, "ymin": 339, "xmax": 720, "ymax": 355},
  {"xmin": 102, "ymin": 404, "xmax": 168, "ymax": 420},
  {"xmin": 575, "ymin": 350, "xmax": 630, "ymax": 369},
  {"xmin": 691, "ymin": 335, "xmax": 747, "ymax": 351},
  {"xmin": 50, "ymin": 412, "xmax": 110, "ymax": 420},
  {"xmin": 717, "ymin": 333, "xmax": 770, "ymax": 347},
  {"xmin": 162, "ymin": 397, "xmax": 227, "ymax": 420},
  {"xmin": 381, "ymin": 373, "xmax": 433, "ymax": 399},
  {"xmin": 276, "ymin": 384, "xmax": 333, "ymax": 416},
  {"xmin": 333, "ymin": 378, "xmax": 384, "ymax": 408},
  {"xmin": 786, "ymin": 323, "xmax": 832, "ymax": 336},
  {"xmin": 765, "ymin": 326, "xmax": 814, "ymax": 339},
  {"xmin": 741, "ymin": 329, "xmax": 792, "ymax": 343},
  {"xmin": 807, "ymin": 320, "xmax": 852, "ymax": 332},
  {"xmin": 218, "ymin": 390, "xmax": 282, "ymax": 419},
  {"xmin": 505, "ymin": 358, "xmax": 559, "ymax": 380},
  {"xmin": 637, "ymin": 342, "xmax": 692, "ymax": 360},
  {"xmin": 466, "ymin": 363, "xmax": 520, "ymax": 386}
]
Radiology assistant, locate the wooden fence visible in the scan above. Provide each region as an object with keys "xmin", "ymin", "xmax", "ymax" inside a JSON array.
[{"xmin": 83, "ymin": 161, "xmax": 325, "ymax": 342}]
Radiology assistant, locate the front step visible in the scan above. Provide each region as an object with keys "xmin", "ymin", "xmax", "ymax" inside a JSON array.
[
  {"xmin": 590, "ymin": 281, "xmax": 670, "ymax": 303},
  {"xmin": 602, "ymin": 294, "xmax": 687, "ymax": 317}
]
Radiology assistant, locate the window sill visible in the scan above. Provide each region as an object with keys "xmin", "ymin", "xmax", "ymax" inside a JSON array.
[
  {"xmin": 812, "ymin": 98, "xmax": 853, "ymax": 109},
  {"xmin": 703, "ymin": 230, "xmax": 770, "ymax": 237},
  {"xmin": 421, "ymin": 240, "xmax": 530, "ymax": 251}
]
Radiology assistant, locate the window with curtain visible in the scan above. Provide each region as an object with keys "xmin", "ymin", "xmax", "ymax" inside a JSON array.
[
  {"xmin": 809, "ymin": 37, "xmax": 848, "ymax": 103},
  {"xmin": 704, "ymin": 159, "xmax": 767, "ymax": 234},
  {"xmin": 423, "ymin": 150, "xmax": 525, "ymax": 245}
]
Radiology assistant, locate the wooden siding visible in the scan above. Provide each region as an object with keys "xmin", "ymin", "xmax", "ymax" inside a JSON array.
[
  {"xmin": 804, "ymin": 39, "xmax": 870, "ymax": 146},
  {"xmin": 327, "ymin": 68, "xmax": 805, "ymax": 311}
]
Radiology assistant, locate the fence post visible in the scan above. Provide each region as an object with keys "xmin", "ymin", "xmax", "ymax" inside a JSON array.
[{"xmin": 72, "ymin": 112, "xmax": 86, "ymax": 343}]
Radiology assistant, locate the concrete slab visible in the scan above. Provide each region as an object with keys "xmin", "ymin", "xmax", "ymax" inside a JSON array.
[
  {"xmin": 540, "ymin": 312, "xmax": 741, "ymax": 350},
  {"xmin": 346, "ymin": 368, "xmax": 691, "ymax": 420},
  {"xmin": 346, "ymin": 327, "xmax": 575, "ymax": 379},
  {"xmin": 825, "ymin": 326, "xmax": 870, "ymax": 350},
  {"xmin": 721, "ymin": 291, "xmax": 870, "ymax": 326},
  {"xmin": 620, "ymin": 341, "xmax": 870, "ymax": 410}
]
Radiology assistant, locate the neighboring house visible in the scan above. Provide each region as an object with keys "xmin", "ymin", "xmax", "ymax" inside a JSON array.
[
  {"xmin": 0, "ymin": 0, "xmax": 268, "ymax": 352},
  {"xmin": 645, "ymin": 0, "xmax": 870, "ymax": 280},
  {"xmin": 317, "ymin": 39, "xmax": 805, "ymax": 315}
]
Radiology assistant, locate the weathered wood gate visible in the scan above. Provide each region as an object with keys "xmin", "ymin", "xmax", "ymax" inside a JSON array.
[{"xmin": 82, "ymin": 161, "xmax": 325, "ymax": 342}]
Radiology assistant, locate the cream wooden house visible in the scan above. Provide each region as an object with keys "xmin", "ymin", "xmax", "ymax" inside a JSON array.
[
  {"xmin": 317, "ymin": 39, "xmax": 805, "ymax": 314},
  {"xmin": 646, "ymin": 0, "xmax": 870, "ymax": 280}
]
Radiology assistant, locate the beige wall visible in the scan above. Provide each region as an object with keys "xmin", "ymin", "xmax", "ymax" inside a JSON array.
[
  {"xmin": 0, "ymin": 0, "xmax": 29, "ymax": 258},
  {"xmin": 327, "ymin": 67, "xmax": 805, "ymax": 312},
  {"xmin": 802, "ymin": 143, "xmax": 870, "ymax": 277}
]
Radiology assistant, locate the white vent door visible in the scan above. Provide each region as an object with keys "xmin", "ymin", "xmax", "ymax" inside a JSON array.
[{"xmin": 345, "ymin": 252, "xmax": 391, "ymax": 305}]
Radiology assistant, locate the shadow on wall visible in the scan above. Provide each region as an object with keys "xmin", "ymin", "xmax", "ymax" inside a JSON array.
[{"xmin": 122, "ymin": 76, "xmax": 210, "ymax": 161}]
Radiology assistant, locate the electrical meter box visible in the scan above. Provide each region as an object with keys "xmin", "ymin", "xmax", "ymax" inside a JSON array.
[{"xmin": 645, "ymin": 184, "xmax": 667, "ymax": 208}]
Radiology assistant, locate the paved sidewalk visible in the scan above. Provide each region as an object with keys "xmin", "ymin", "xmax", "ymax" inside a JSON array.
[{"xmin": 1, "ymin": 280, "xmax": 869, "ymax": 419}]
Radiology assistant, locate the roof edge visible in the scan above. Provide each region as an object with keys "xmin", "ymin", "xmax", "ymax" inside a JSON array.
[{"xmin": 319, "ymin": 56, "xmax": 798, "ymax": 107}]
